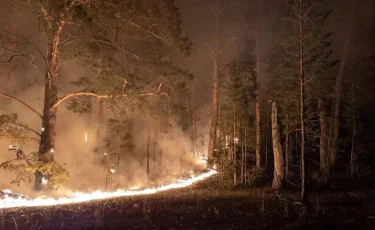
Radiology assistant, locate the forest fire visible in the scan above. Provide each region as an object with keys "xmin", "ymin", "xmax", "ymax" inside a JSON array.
[{"xmin": 0, "ymin": 169, "xmax": 217, "ymax": 209}]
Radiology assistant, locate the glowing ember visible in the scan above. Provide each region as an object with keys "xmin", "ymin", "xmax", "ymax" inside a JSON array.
[
  {"xmin": 42, "ymin": 177, "xmax": 48, "ymax": 185},
  {"xmin": 0, "ymin": 170, "xmax": 217, "ymax": 209},
  {"xmin": 84, "ymin": 132, "xmax": 88, "ymax": 142},
  {"xmin": 41, "ymin": 127, "xmax": 45, "ymax": 132}
]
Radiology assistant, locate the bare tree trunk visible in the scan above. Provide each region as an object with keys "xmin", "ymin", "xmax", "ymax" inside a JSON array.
[
  {"xmin": 318, "ymin": 99, "xmax": 329, "ymax": 181},
  {"xmin": 160, "ymin": 131, "xmax": 163, "ymax": 166},
  {"xmin": 233, "ymin": 105, "xmax": 237, "ymax": 186},
  {"xmin": 241, "ymin": 143, "xmax": 244, "ymax": 184},
  {"xmin": 153, "ymin": 122, "xmax": 158, "ymax": 165},
  {"xmin": 208, "ymin": 61, "xmax": 219, "ymax": 160},
  {"xmin": 299, "ymin": 0, "xmax": 306, "ymax": 201},
  {"xmin": 255, "ymin": 0, "xmax": 264, "ymax": 168},
  {"xmin": 265, "ymin": 102, "xmax": 269, "ymax": 169},
  {"xmin": 35, "ymin": 23, "xmax": 64, "ymax": 191},
  {"xmin": 271, "ymin": 101, "xmax": 284, "ymax": 189},
  {"xmin": 244, "ymin": 126, "xmax": 247, "ymax": 185},
  {"xmin": 330, "ymin": 1, "xmax": 357, "ymax": 169},
  {"xmin": 146, "ymin": 120, "xmax": 151, "ymax": 176},
  {"xmin": 191, "ymin": 91, "xmax": 196, "ymax": 154},
  {"xmin": 285, "ymin": 129, "xmax": 289, "ymax": 183},
  {"xmin": 350, "ymin": 85, "xmax": 356, "ymax": 178}
]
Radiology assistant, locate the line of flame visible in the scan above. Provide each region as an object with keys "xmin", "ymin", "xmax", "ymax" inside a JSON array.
[{"xmin": 0, "ymin": 169, "xmax": 217, "ymax": 209}]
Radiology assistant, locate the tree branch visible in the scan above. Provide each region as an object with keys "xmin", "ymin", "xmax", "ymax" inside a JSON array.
[
  {"xmin": 0, "ymin": 28, "xmax": 47, "ymax": 61},
  {"xmin": 0, "ymin": 92, "xmax": 42, "ymax": 119},
  {"xmin": 10, "ymin": 122, "xmax": 41, "ymax": 136},
  {"xmin": 139, "ymin": 82, "xmax": 171, "ymax": 102},
  {"xmin": 0, "ymin": 134, "xmax": 40, "ymax": 143},
  {"xmin": 52, "ymin": 92, "xmax": 110, "ymax": 110},
  {"xmin": 52, "ymin": 82, "xmax": 172, "ymax": 110}
]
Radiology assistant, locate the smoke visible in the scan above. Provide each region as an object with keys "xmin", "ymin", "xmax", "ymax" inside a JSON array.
[{"xmin": 0, "ymin": 73, "xmax": 208, "ymax": 197}]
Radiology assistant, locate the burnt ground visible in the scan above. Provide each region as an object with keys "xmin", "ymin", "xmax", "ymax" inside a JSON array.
[{"xmin": 0, "ymin": 178, "xmax": 374, "ymax": 230}]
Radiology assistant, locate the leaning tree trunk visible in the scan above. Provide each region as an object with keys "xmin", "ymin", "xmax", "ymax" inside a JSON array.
[
  {"xmin": 271, "ymin": 101, "xmax": 284, "ymax": 189},
  {"xmin": 330, "ymin": 1, "xmax": 357, "ymax": 169},
  {"xmin": 318, "ymin": 99, "xmax": 329, "ymax": 181},
  {"xmin": 35, "ymin": 24, "xmax": 64, "ymax": 191}
]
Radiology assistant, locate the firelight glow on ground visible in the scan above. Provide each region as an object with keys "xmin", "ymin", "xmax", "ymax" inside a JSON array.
[{"xmin": 0, "ymin": 169, "xmax": 217, "ymax": 209}]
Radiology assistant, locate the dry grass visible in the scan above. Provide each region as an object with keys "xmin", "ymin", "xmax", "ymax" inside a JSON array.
[{"xmin": 0, "ymin": 180, "xmax": 373, "ymax": 230}]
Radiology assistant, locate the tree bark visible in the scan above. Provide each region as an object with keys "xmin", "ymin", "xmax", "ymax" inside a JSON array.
[
  {"xmin": 299, "ymin": 0, "xmax": 306, "ymax": 201},
  {"xmin": 271, "ymin": 101, "xmax": 284, "ymax": 189},
  {"xmin": 233, "ymin": 105, "xmax": 237, "ymax": 186},
  {"xmin": 147, "ymin": 120, "xmax": 151, "ymax": 176},
  {"xmin": 330, "ymin": 1, "xmax": 357, "ymax": 169},
  {"xmin": 153, "ymin": 122, "xmax": 158, "ymax": 165},
  {"xmin": 208, "ymin": 61, "xmax": 218, "ymax": 160},
  {"xmin": 35, "ymin": 23, "xmax": 64, "ymax": 191},
  {"xmin": 285, "ymin": 129, "xmax": 289, "ymax": 183},
  {"xmin": 350, "ymin": 85, "xmax": 356, "ymax": 178},
  {"xmin": 255, "ymin": 0, "xmax": 263, "ymax": 168},
  {"xmin": 318, "ymin": 99, "xmax": 329, "ymax": 181}
]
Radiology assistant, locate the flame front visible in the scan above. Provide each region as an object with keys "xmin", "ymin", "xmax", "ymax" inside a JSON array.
[{"xmin": 0, "ymin": 169, "xmax": 217, "ymax": 209}]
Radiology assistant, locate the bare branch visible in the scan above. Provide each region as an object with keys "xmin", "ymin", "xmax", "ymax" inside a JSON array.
[
  {"xmin": 0, "ymin": 92, "xmax": 42, "ymax": 119},
  {"xmin": 218, "ymin": 37, "xmax": 238, "ymax": 55},
  {"xmin": 139, "ymin": 82, "xmax": 171, "ymax": 102},
  {"xmin": 123, "ymin": 20, "xmax": 165, "ymax": 41},
  {"xmin": 0, "ymin": 45, "xmax": 46, "ymax": 79},
  {"xmin": 10, "ymin": 122, "xmax": 41, "ymax": 136},
  {"xmin": 60, "ymin": 35, "xmax": 143, "ymax": 61},
  {"xmin": 0, "ymin": 28, "xmax": 47, "ymax": 61},
  {"xmin": 0, "ymin": 134, "xmax": 40, "ymax": 143}
]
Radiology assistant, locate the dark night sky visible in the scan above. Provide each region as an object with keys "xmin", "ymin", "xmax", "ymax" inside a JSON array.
[{"xmin": 175, "ymin": 0, "xmax": 373, "ymax": 107}]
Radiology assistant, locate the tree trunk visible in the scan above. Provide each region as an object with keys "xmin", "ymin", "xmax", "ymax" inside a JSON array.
[
  {"xmin": 265, "ymin": 101, "xmax": 269, "ymax": 169},
  {"xmin": 233, "ymin": 105, "xmax": 237, "ymax": 186},
  {"xmin": 255, "ymin": 0, "xmax": 264, "ymax": 169},
  {"xmin": 285, "ymin": 129, "xmax": 289, "ymax": 183},
  {"xmin": 153, "ymin": 122, "xmax": 158, "ymax": 170},
  {"xmin": 35, "ymin": 24, "xmax": 64, "ymax": 191},
  {"xmin": 330, "ymin": 1, "xmax": 357, "ymax": 169},
  {"xmin": 271, "ymin": 101, "xmax": 284, "ymax": 189},
  {"xmin": 350, "ymin": 85, "xmax": 356, "ymax": 178},
  {"xmin": 241, "ymin": 143, "xmax": 244, "ymax": 184},
  {"xmin": 208, "ymin": 61, "xmax": 219, "ymax": 160},
  {"xmin": 160, "ymin": 131, "xmax": 163, "ymax": 166},
  {"xmin": 244, "ymin": 127, "xmax": 247, "ymax": 185},
  {"xmin": 146, "ymin": 120, "xmax": 151, "ymax": 176},
  {"xmin": 318, "ymin": 99, "xmax": 329, "ymax": 181},
  {"xmin": 299, "ymin": 0, "xmax": 306, "ymax": 201}
]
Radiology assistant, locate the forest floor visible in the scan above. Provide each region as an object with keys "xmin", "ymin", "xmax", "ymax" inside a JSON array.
[{"xmin": 0, "ymin": 176, "xmax": 374, "ymax": 230}]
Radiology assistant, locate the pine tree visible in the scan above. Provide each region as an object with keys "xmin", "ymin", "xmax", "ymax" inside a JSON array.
[
  {"xmin": 0, "ymin": 0, "xmax": 191, "ymax": 191},
  {"xmin": 269, "ymin": 0, "xmax": 335, "ymax": 200}
]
